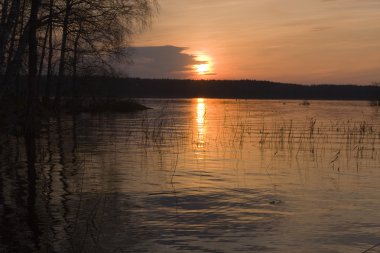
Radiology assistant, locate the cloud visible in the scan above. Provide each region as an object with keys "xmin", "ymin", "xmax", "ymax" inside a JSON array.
[{"xmin": 115, "ymin": 45, "xmax": 205, "ymax": 79}]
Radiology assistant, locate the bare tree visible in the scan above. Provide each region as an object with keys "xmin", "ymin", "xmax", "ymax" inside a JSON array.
[
  {"xmin": 54, "ymin": 0, "xmax": 158, "ymax": 105},
  {"xmin": 1, "ymin": 0, "xmax": 158, "ymax": 108}
]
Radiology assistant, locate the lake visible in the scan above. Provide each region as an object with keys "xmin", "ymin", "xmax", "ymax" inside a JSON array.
[{"xmin": 1, "ymin": 99, "xmax": 380, "ymax": 253}]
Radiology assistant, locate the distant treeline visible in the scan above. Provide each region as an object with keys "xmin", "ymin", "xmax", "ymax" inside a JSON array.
[{"xmin": 69, "ymin": 77, "xmax": 380, "ymax": 101}]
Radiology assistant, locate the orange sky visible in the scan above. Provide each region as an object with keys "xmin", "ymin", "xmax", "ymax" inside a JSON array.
[{"xmin": 128, "ymin": 0, "xmax": 380, "ymax": 84}]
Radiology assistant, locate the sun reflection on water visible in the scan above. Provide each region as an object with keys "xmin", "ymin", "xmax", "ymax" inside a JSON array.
[{"xmin": 196, "ymin": 98, "xmax": 206, "ymax": 148}]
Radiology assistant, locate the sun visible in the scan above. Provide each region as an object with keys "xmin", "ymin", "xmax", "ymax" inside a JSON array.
[
  {"xmin": 193, "ymin": 54, "xmax": 213, "ymax": 77},
  {"xmin": 195, "ymin": 64, "xmax": 210, "ymax": 75}
]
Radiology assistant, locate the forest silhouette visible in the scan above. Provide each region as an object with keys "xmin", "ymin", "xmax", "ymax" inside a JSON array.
[{"xmin": 74, "ymin": 77, "xmax": 380, "ymax": 101}]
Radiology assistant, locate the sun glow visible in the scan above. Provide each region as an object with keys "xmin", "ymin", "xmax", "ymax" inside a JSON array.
[{"xmin": 193, "ymin": 54, "xmax": 214, "ymax": 77}]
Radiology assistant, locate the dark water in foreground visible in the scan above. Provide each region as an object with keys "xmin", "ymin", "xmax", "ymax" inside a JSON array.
[{"xmin": 1, "ymin": 99, "xmax": 380, "ymax": 253}]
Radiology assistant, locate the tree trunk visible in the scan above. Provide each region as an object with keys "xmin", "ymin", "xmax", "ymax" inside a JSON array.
[
  {"xmin": 0, "ymin": 0, "xmax": 10, "ymax": 24},
  {"xmin": 0, "ymin": 0, "xmax": 10, "ymax": 72},
  {"xmin": 37, "ymin": 20, "xmax": 50, "ymax": 99},
  {"xmin": 55, "ymin": 0, "xmax": 71, "ymax": 107},
  {"xmin": 72, "ymin": 22, "xmax": 81, "ymax": 100},
  {"xmin": 1, "ymin": 0, "xmax": 26, "ymax": 91},
  {"xmin": 0, "ymin": 0, "xmax": 21, "ymax": 74},
  {"xmin": 1, "ymin": 20, "xmax": 28, "ymax": 88},
  {"xmin": 44, "ymin": 0, "xmax": 54, "ymax": 104},
  {"xmin": 26, "ymin": 0, "xmax": 41, "ymax": 123}
]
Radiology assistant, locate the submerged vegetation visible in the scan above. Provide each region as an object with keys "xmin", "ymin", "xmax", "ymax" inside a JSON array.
[
  {"xmin": 257, "ymin": 118, "xmax": 380, "ymax": 170},
  {"xmin": 370, "ymin": 100, "xmax": 380, "ymax": 107}
]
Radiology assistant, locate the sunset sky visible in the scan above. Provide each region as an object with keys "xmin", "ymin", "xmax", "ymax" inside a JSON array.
[{"xmin": 124, "ymin": 0, "xmax": 380, "ymax": 85}]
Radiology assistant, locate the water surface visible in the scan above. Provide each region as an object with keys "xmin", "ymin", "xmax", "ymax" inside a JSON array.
[{"xmin": 1, "ymin": 99, "xmax": 380, "ymax": 252}]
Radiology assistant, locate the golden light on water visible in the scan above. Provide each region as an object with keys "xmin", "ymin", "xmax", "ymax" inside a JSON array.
[
  {"xmin": 196, "ymin": 98, "xmax": 206, "ymax": 148},
  {"xmin": 197, "ymin": 98, "xmax": 206, "ymax": 125}
]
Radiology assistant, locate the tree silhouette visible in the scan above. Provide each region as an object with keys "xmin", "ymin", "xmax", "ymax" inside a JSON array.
[{"xmin": 0, "ymin": 0, "xmax": 158, "ymax": 109}]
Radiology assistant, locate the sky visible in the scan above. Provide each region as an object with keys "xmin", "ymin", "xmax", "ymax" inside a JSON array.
[{"xmin": 122, "ymin": 0, "xmax": 380, "ymax": 85}]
